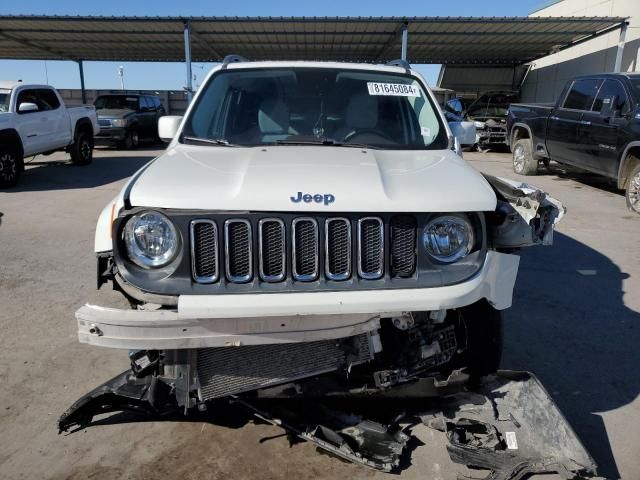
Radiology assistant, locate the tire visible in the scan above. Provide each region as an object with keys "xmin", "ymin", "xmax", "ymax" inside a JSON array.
[
  {"xmin": 460, "ymin": 300, "xmax": 503, "ymax": 377},
  {"xmin": 121, "ymin": 129, "xmax": 139, "ymax": 150},
  {"xmin": 512, "ymin": 138, "xmax": 538, "ymax": 175},
  {"xmin": 70, "ymin": 129, "xmax": 93, "ymax": 165},
  {"xmin": 625, "ymin": 163, "xmax": 640, "ymax": 215},
  {"xmin": 0, "ymin": 145, "xmax": 22, "ymax": 188}
]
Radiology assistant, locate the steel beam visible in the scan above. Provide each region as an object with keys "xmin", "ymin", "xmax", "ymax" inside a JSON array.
[
  {"xmin": 401, "ymin": 23, "xmax": 408, "ymax": 61},
  {"xmin": 183, "ymin": 19, "xmax": 193, "ymax": 102},
  {"xmin": 614, "ymin": 21, "xmax": 628, "ymax": 72},
  {"xmin": 77, "ymin": 60, "xmax": 86, "ymax": 103}
]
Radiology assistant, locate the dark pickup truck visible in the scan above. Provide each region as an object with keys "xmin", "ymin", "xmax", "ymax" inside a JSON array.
[{"xmin": 507, "ymin": 73, "xmax": 640, "ymax": 214}]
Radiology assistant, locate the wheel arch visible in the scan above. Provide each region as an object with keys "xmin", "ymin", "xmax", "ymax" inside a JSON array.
[
  {"xmin": 510, "ymin": 122, "xmax": 532, "ymax": 145},
  {"xmin": 0, "ymin": 128, "xmax": 24, "ymax": 157},
  {"xmin": 74, "ymin": 117, "xmax": 94, "ymax": 141},
  {"xmin": 617, "ymin": 142, "xmax": 640, "ymax": 190}
]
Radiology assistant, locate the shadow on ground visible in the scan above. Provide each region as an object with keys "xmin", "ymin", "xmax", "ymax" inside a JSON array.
[
  {"xmin": 539, "ymin": 163, "xmax": 626, "ymax": 197},
  {"xmin": 2, "ymin": 147, "xmax": 158, "ymax": 193},
  {"xmin": 504, "ymin": 232, "xmax": 640, "ymax": 480}
]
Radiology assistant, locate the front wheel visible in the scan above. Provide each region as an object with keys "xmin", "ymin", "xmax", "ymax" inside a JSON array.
[
  {"xmin": 0, "ymin": 146, "xmax": 22, "ymax": 187},
  {"xmin": 70, "ymin": 130, "xmax": 93, "ymax": 165},
  {"xmin": 626, "ymin": 163, "xmax": 640, "ymax": 215},
  {"xmin": 121, "ymin": 129, "xmax": 139, "ymax": 150},
  {"xmin": 512, "ymin": 138, "xmax": 538, "ymax": 175}
]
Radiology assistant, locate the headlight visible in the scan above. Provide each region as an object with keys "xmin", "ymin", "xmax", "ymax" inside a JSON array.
[
  {"xmin": 112, "ymin": 118, "xmax": 128, "ymax": 127},
  {"xmin": 124, "ymin": 211, "xmax": 179, "ymax": 268},
  {"xmin": 474, "ymin": 121, "xmax": 486, "ymax": 130},
  {"xmin": 423, "ymin": 215, "xmax": 475, "ymax": 263}
]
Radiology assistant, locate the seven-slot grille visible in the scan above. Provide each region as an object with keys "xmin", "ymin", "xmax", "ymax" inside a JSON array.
[{"xmin": 191, "ymin": 215, "xmax": 416, "ymax": 284}]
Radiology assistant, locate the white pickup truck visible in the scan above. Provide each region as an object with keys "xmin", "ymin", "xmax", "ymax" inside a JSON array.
[{"xmin": 0, "ymin": 82, "xmax": 99, "ymax": 187}]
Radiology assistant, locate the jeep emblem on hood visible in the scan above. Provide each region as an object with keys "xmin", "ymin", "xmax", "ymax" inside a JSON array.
[{"xmin": 290, "ymin": 191, "xmax": 335, "ymax": 206}]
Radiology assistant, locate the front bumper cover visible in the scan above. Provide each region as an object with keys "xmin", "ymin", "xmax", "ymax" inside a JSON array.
[{"xmin": 77, "ymin": 251, "xmax": 520, "ymax": 349}]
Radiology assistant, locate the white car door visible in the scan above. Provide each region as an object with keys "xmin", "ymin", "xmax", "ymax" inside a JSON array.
[
  {"xmin": 13, "ymin": 88, "xmax": 46, "ymax": 156},
  {"xmin": 38, "ymin": 88, "xmax": 71, "ymax": 149}
]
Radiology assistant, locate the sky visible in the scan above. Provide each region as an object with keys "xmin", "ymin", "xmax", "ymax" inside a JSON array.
[{"xmin": 0, "ymin": 0, "xmax": 547, "ymax": 91}]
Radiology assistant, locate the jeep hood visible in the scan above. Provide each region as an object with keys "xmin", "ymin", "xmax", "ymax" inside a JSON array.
[{"xmin": 127, "ymin": 145, "xmax": 497, "ymax": 212}]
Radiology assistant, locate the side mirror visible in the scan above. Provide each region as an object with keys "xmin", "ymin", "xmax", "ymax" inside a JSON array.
[
  {"xmin": 449, "ymin": 121, "xmax": 476, "ymax": 147},
  {"xmin": 18, "ymin": 102, "xmax": 39, "ymax": 113},
  {"xmin": 158, "ymin": 115, "xmax": 183, "ymax": 142}
]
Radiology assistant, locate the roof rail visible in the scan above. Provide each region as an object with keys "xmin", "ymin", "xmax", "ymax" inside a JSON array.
[
  {"xmin": 222, "ymin": 54, "xmax": 249, "ymax": 68},
  {"xmin": 386, "ymin": 59, "xmax": 411, "ymax": 70}
]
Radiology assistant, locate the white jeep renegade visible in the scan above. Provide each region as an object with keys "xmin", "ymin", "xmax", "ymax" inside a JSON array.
[{"xmin": 71, "ymin": 59, "xmax": 564, "ymax": 413}]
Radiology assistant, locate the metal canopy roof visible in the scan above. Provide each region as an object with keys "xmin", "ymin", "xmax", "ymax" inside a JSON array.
[{"xmin": 0, "ymin": 15, "xmax": 627, "ymax": 65}]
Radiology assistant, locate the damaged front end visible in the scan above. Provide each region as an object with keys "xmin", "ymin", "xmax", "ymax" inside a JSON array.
[
  {"xmin": 59, "ymin": 179, "xmax": 581, "ymax": 476},
  {"xmin": 483, "ymin": 174, "xmax": 566, "ymax": 248}
]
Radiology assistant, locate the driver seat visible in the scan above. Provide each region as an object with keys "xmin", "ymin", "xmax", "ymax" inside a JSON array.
[
  {"xmin": 334, "ymin": 93, "xmax": 378, "ymax": 142},
  {"xmin": 258, "ymin": 98, "xmax": 291, "ymax": 143}
]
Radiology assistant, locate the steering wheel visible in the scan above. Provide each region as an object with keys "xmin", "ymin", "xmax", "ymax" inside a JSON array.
[{"xmin": 343, "ymin": 129, "xmax": 393, "ymax": 143}]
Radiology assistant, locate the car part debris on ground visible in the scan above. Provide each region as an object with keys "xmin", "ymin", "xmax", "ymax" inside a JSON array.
[{"xmin": 59, "ymin": 367, "xmax": 599, "ymax": 479}]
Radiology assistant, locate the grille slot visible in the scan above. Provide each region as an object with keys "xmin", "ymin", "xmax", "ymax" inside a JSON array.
[
  {"xmin": 259, "ymin": 218, "xmax": 286, "ymax": 282},
  {"xmin": 197, "ymin": 334, "xmax": 373, "ymax": 400},
  {"xmin": 325, "ymin": 218, "xmax": 351, "ymax": 280},
  {"xmin": 190, "ymin": 220, "xmax": 219, "ymax": 283},
  {"xmin": 224, "ymin": 219, "xmax": 252, "ymax": 283},
  {"xmin": 292, "ymin": 218, "xmax": 319, "ymax": 281},
  {"xmin": 390, "ymin": 215, "xmax": 417, "ymax": 277},
  {"xmin": 358, "ymin": 217, "xmax": 384, "ymax": 280}
]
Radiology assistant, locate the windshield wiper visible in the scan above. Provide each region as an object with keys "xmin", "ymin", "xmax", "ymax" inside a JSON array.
[
  {"xmin": 274, "ymin": 138, "xmax": 377, "ymax": 149},
  {"xmin": 182, "ymin": 136, "xmax": 238, "ymax": 147}
]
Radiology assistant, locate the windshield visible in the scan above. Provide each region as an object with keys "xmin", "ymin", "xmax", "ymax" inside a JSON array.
[
  {"xmin": 0, "ymin": 89, "xmax": 10, "ymax": 113},
  {"xmin": 183, "ymin": 68, "xmax": 447, "ymax": 149},
  {"xmin": 94, "ymin": 95, "xmax": 138, "ymax": 110},
  {"xmin": 466, "ymin": 92, "xmax": 520, "ymax": 118}
]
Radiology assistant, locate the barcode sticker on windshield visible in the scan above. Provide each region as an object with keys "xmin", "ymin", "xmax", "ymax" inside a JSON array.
[{"xmin": 367, "ymin": 82, "xmax": 420, "ymax": 97}]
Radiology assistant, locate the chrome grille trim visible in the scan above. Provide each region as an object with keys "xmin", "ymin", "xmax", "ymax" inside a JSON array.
[
  {"xmin": 190, "ymin": 219, "xmax": 219, "ymax": 284},
  {"xmin": 224, "ymin": 219, "xmax": 253, "ymax": 283},
  {"xmin": 291, "ymin": 217, "xmax": 319, "ymax": 281},
  {"xmin": 258, "ymin": 218, "xmax": 286, "ymax": 282},
  {"xmin": 325, "ymin": 218, "xmax": 352, "ymax": 281},
  {"xmin": 357, "ymin": 217, "xmax": 384, "ymax": 280}
]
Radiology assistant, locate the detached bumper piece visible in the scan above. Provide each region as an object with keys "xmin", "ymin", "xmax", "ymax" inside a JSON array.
[
  {"xmin": 58, "ymin": 367, "xmax": 598, "ymax": 478},
  {"xmin": 58, "ymin": 369, "xmax": 176, "ymax": 433}
]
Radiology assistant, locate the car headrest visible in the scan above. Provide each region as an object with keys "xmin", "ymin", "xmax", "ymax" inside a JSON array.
[
  {"xmin": 346, "ymin": 93, "xmax": 378, "ymax": 129},
  {"xmin": 258, "ymin": 98, "xmax": 289, "ymax": 134}
]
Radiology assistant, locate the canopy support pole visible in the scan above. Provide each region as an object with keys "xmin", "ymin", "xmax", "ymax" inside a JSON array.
[
  {"xmin": 401, "ymin": 23, "xmax": 408, "ymax": 61},
  {"xmin": 183, "ymin": 19, "xmax": 193, "ymax": 103},
  {"xmin": 613, "ymin": 21, "xmax": 627, "ymax": 72},
  {"xmin": 77, "ymin": 60, "xmax": 86, "ymax": 104}
]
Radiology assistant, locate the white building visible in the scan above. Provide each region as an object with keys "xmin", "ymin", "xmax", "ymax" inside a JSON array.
[{"xmin": 521, "ymin": 0, "xmax": 639, "ymax": 102}]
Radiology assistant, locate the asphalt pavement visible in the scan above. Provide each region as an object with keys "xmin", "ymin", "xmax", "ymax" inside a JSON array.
[{"xmin": 0, "ymin": 147, "xmax": 638, "ymax": 479}]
